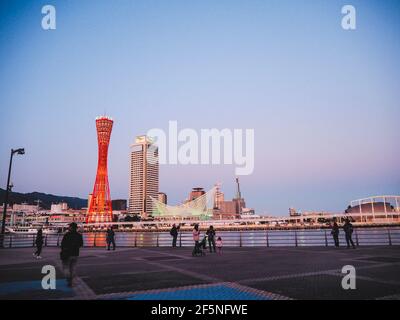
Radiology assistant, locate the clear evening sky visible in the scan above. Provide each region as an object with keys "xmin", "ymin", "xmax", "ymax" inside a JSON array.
[{"xmin": 0, "ymin": 0, "xmax": 399, "ymax": 215}]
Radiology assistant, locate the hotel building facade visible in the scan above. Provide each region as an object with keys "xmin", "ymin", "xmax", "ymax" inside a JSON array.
[{"xmin": 128, "ymin": 135, "xmax": 159, "ymax": 217}]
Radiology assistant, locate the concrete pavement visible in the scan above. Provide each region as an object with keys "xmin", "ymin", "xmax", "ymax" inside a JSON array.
[{"xmin": 0, "ymin": 245, "xmax": 399, "ymax": 300}]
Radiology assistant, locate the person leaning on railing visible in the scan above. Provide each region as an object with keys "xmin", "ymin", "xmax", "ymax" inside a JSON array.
[{"xmin": 331, "ymin": 222, "xmax": 340, "ymax": 248}]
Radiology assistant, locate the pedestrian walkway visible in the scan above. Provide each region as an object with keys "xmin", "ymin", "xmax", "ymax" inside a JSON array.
[{"xmin": 0, "ymin": 246, "xmax": 399, "ymax": 300}]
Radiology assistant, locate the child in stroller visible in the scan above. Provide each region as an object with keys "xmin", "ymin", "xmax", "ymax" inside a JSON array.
[{"xmin": 192, "ymin": 235, "xmax": 208, "ymax": 256}]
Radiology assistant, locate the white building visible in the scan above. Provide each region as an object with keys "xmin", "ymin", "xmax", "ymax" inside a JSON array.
[
  {"xmin": 129, "ymin": 135, "xmax": 159, "ymax": 217},
  {"xmin": 51, "ymin": 202, "xmax": 68, "ymax": 214},
  {"xmin": 12, "ymin": 203, "xmax": 38, "ymax": 213}
]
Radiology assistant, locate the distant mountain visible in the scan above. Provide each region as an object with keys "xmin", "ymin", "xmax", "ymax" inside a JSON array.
[{"xmin": 0, "ymin": 188, "xmax": 87, "ymax": 210}]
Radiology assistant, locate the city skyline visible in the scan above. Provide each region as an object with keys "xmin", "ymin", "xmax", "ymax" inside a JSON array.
[{"xmin": 1, "ymin": 0, "xmax": 400, "ymax": 215}]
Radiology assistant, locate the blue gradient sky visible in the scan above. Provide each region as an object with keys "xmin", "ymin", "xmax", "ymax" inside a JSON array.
[{"xmin": 0, "ymin": 0, "xmax": 399, "ymax": 215}]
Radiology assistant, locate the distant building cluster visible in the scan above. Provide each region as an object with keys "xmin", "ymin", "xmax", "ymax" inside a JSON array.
[
  {"xmin": 1, "ymin": 202, "xmax": 86, "ymax": 227},
  {"xmin": 212, "ymin": 179, "xmax": 257, "ymax": 219},
  {"xmin": 125, "ymin": 134, "xmax": 257, "ymax": 220}
]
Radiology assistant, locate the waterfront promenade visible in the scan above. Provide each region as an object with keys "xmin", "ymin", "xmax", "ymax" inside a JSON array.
[{"xmin": 0, "ymin": 245, "xmax": 399, "ymax": 300}]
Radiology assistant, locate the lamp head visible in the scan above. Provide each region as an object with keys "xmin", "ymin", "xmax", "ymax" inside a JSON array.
[{"xmin": 14, "ymin": 148, "xmax": 25, "ymax": 155}]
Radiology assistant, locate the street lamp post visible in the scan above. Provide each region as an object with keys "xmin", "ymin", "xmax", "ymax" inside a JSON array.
[{"xmin": 1, "ymin": 148, "xmax": 25, "ymax": 245}]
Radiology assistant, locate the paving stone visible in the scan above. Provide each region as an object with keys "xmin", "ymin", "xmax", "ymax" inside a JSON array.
[
  {"xmin": 246, "ymin": 274, "xmax": 400, "ymax": 300},
  {"xmin": 0, "ymin": 279, "xmax": 74, "ymax": 300},
  {"xmin": 357, "ymin": 265, "xmax": 400, "ymax": 284},
  {"xmin": 83, "ymin": 271, "xmax": 208, "ymax": 294},
  {"xmin": 123, "ymin": 284, "xmax": 270, "ymax": 300}
]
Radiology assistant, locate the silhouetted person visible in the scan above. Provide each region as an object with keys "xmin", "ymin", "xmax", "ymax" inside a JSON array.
[
  {"xmin": 331, "ymin": 222, "xmax": 340, "ymax": 247},
  {"xmin": 33, "ymin": 228, "xmax": 43, "ymax": 259},
  {"xmin": 343, "ymin": 219, "xmax": 356, "ymax": 249},
  {"xmin": 61, "ymin": 222, "xmax": 83, "ymax": 287},
  {"xmin": 106, "ymin": 227, "xmax": 116, "ymax": 250},
  {"xmin": 206, "ymin": 226, "xmax": 216, "ymax": 253},
  {"xmin": 170, "ymin": 224, "xmax": 180, "ymax": 248}
]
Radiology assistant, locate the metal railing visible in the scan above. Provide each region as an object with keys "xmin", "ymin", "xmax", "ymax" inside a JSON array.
[{"xmin": 1, "ymin": 227, "xmax": 399, "ymax": 249}]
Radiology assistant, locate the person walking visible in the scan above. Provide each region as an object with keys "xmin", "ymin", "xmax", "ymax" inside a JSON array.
[
  {"xmin": 106, "ymin": 227, "xmax": 116, "ymax": 251},
  {"xmin": 60, "ymin": 222, "xmax": 83, "ymax": 287},
  {"xmin": 343, "ymin": 218, "xmax": 356, "ymax": 249},
  {"xmin": 206, "ymin": 225, "xmax": 216, "ymax": 253},
  {"xmin": 331, "ymin": 222, "xmax": 340, "ymax": 247},
  {"xmin": 33, "ymin": 228, "xmax": 44, "ymax": 259},
  {"xmin": 170, "ymin": 224, "xmax": 180, "ymax": 248}
]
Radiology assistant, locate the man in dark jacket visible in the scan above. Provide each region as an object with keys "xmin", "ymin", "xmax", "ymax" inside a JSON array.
[
  {"xmin": 33, "ymin": 228, "xmax": 44, "ymax": 259},
  {"xmin": 170, "ymin": 224, "xmax": 180, "ymax": 248},
  {"xmin": 343, "ymin": 218, "xmax": 356, "ymax": 249},
  {"xmin": 106, "ymin": 227, "xmax": 116, "ymax": 251},
  {"xmin": 61, "ymin": 222, "xmax": 83, "ymax": 287},
  {"xmin": 206, "ymin": 226, "xmax": 216, "ymax": 253}
]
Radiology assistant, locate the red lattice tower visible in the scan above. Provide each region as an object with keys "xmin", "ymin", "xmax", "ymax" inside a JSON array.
[{"xmin": 87, "ymin": 116, "xmax": 113, "ymax": 223}]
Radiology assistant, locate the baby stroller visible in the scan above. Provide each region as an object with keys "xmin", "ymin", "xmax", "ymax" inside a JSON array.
[{"xmin": 192, "ymin": 235, "xmax": 207, "ymax": 257}]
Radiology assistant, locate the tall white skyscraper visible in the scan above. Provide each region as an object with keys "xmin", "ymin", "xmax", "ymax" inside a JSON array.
[{"xmin": 129, "ymin": 135, "xmax": 159, "ymax": 216}]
